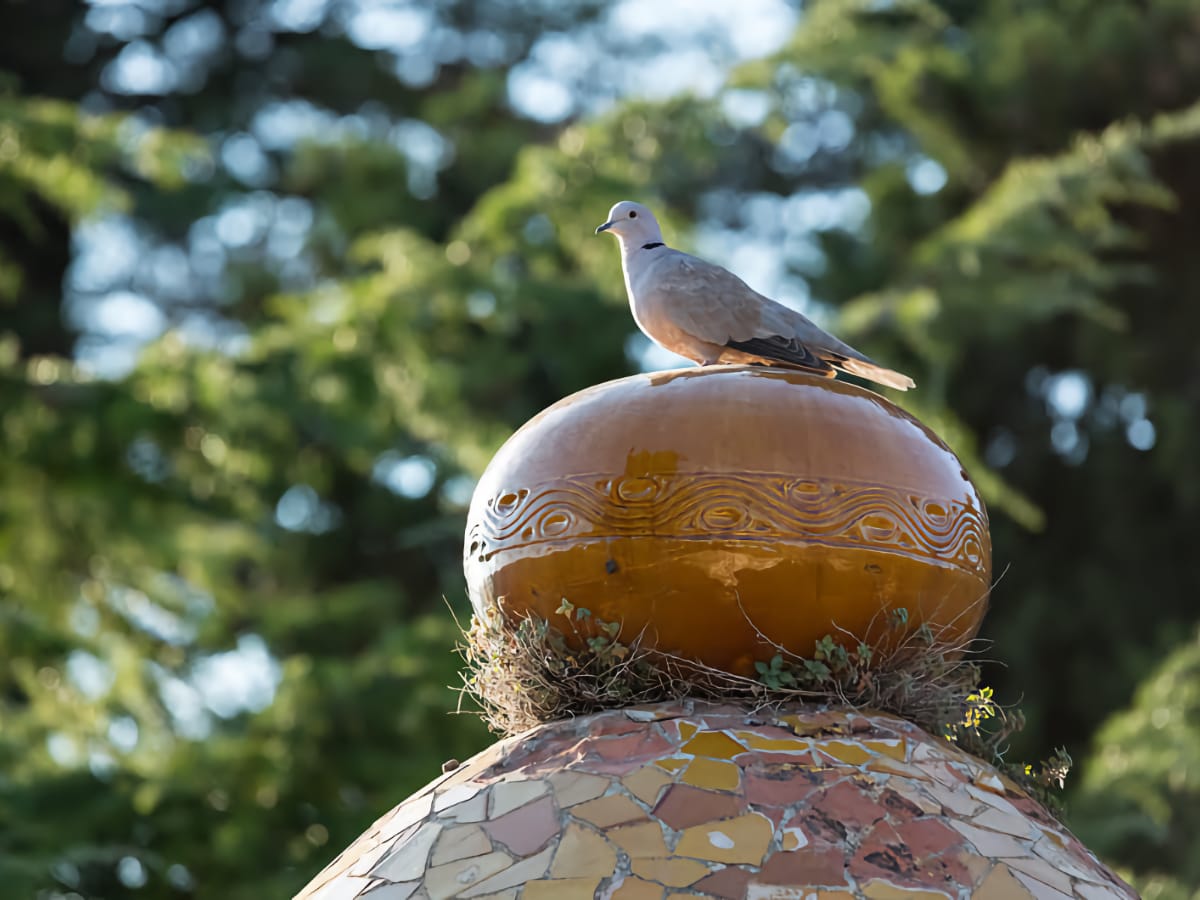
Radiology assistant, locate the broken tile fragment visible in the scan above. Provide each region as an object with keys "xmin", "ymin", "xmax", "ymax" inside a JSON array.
[
  {"xmin": 970, "ymin": 805, "xmax": 1038, "ymax": 840},
  {"xmin": 610, "ymin": 875, "xmax": 665, "ymax": 899},
  {"xmin": 361, "ymin": 881, "xmax": 419, "ymax": 899},
  {"xmin": 681, "ymin": 757, "xmax": 741, "ymax": 792},
  {"xmin": 371, "ymin": 824, "xmax": 442, "ymax": 882},
  {"xmin": 630, "ymin": 856, "xmax": 711, "ymax": 887},
  {"xmin": 459, "ymin": 845, "xmax": 555, "ymax": 897},
  {"xmin": 548, "ymin": 823, "xmax": 617, "ymax": 878},
  {"xmin": 732, "ymin": 730, "xmax": 812, "ymax": 753},
  {"xmin": 423, "ymin": 850, "xmax": 512, "ymax": 898},
  {"xmin": 971, "ymin": 863, "xmax": 1037, "ymax": 900},
  {"xmin": 438, "ymin": 791, "xmax": 489, "ymax": 824},
  {"xmin": 571, "ymin": 793, "xmax": 647, "ymax": 829},
  {"xmin": 549, "ymin": 771, "xmax": 610, "ymax": 808},
  {"xmin": 522, "ymin": 877, "xmax": 601, "ymax": 899},
  {"xmin": 862, "ymin": 739, "xmax": 908, "ymax": 760},
  {"xmin": 755, "ymin": 847, "xmax": 847, "ymax": 886},
  {"xmin": 430, "ymin": 824, "xmax": 492, "ymax": 867},
  {"xmin": 1010, "ymin": 869, "xmax": 1075, "ymax": 900},
  {"xmin": 680, "ymin": 731, "xmax": 747, "ymax": 760},
  {"xmin": 483, "ymin": 794, "xmax": 557, "ymax": 856},
  {"xmin": 813, "ymin": 781, "xmax": 886, "ymax": 830},
  {"xmin": 1004, "ymin": 856, "xmax": 1074, "ymax": 895},
  {"xmin": 950, "ymin": 820, "xmax": 1028, "ymax": 858},
  {"xmin": 433, "ymin": 784, "xmax": 482, "ymax": 814},
  {"xmin": 622, "ymin": 765, "xmax": 674, "ymax": 806},
  {"xmin": 812, "ymin": 740, "xmax": 874, "ymax": 766},
  {"xmin": 859, "ymin": 881, "xmax": 952, "ymax": 899},
  {"xmin": 297, "ymin": 703, "xmax": 1138, "ymax": 900},
  {"xmin": 608, "ymin": 820, "xmax": 670, "ymax": 858},
  {"xmin": 675, "ymin": 813, "xmax": 773, "ymax": 866}
]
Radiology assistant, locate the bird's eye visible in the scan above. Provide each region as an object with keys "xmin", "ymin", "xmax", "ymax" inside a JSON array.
[{"xmin": 629, "ymin": 211, "xmax": 637, "ymax": 218}]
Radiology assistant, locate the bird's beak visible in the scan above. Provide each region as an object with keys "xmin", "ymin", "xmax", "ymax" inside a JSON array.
[{"xmin": 595, "ymin": 221, "xmax": 614, "ymax": 234}]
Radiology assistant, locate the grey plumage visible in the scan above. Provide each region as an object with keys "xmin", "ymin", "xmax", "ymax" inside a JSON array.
[{"xmin": 595, "ymin": 200, "xmax": 915, "ymax": 392}]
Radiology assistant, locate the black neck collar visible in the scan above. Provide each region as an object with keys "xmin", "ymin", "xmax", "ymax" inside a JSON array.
[{"xmin": 641, "ymin": 242, "xmax": 664, "ymax": 250}]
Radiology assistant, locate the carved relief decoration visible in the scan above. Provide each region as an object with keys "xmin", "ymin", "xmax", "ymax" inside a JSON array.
[{"xmin": 467, "ymin": 472, "xmax": 989, "ymax": 580}]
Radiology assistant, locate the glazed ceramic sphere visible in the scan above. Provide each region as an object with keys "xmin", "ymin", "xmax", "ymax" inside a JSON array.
[
  {"xmin": 295, "ymin": 703, "xmax": 1133, "ymax": 899},
  {"xmin": 464, "ymin": 366, "xmax": 990, "ymax": 675}
]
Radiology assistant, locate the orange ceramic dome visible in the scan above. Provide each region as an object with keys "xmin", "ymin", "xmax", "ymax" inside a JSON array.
[{"xmin": 465, "ymin": 366, "xmax": 990, "ymax": 675}]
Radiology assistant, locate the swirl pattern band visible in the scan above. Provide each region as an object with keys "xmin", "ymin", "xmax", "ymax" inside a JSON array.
[{"xmin": 467, "ymin": 472, "xmax": 989, "ymax": 579}]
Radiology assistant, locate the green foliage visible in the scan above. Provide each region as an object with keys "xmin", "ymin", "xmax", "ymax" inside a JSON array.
[{"xmin": 1071, "ymin": 629, "xmax": 1200, "ymax": 898}]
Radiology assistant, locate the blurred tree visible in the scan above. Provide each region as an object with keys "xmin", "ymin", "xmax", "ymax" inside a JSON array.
[
  {"xmin": 1072, "ymin": 627, "xmax": 1200, "ymax": 900},
  {"xmin": 2, "ymin": 0, "xmax": 1200, "ymax": 897}
]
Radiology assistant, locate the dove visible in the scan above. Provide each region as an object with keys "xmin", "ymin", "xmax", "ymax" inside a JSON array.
[{"xmin": 595, "ymin": 200, "xmax": 915, "ymax": 391}]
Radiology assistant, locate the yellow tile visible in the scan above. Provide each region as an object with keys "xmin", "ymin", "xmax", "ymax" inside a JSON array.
[
  {"xmin": 680, "ymin": 758, "xmax": 740, "ymax": 792},
  {"xmin": 429, "ymin": 824, "xmax": 492, "ymax": 866},
  {"xmin": 678, "ymin": 721, "xmax": 699, "ymax": 742},
  {"xmin": 549, "ymin": 824, "xmax": 617, "ymax": 878},
  {"xmin": 611, "ymin": 876, "xmax": 665, "ymax": 899},
  {"xmin": 680, "ymin": 731, "xmax": 747, "ymax": 760},
  {"xmin": 622, "ymin": 766, "xmax": 674, "ymax": 806},
  {"xmin": 781, "ymin": 827, "xmax": 809, "ymax": 851},
  {"xmin": 549, "ymin": 771, "xmax": 611, "ymax": 808},
  {"xmin": 608, "ymin": 821, "xmax": 669, "ymax": 859},
  {"xmin": 861, "ymin": 880, "xmax": 952, "ymax": 899},
  {"xmin": 814, "ymin": 740, "xmax": 873, "ymax": 766},
  {"xmin": 572, "ymin": 794, "xmax": 647, "ymax": 828},
  {"xmin": 863, "ymin": 739, "xmax": 907, "ymax": 761},
  {"xmin": 522, "ymin": 878, "xmax": 602, "ymax": 900},
  {"xmin": 653, "ymin": 757, "xmax": 689, "ymax": 773},
  {"xmin": 674, "ymin": 813, "xmax": 773, "ymax": 866},
  {"xmin": 423, "ymin": 850, "xmax": 513, "ymax": 898},
  {"xmin": 630, "ymin": 857, "xmax": 711, "ymax": 888},
  {"xmin": 732, "ymin": 732, "xmax": 812, "ymax": 753},
  {"xmin": 972, "ymin": 864, "xmax": 1037, "ymax": 900},
  {"xmin": 779, "ymin": 713, "xmax": 847, "ymax": 736}
]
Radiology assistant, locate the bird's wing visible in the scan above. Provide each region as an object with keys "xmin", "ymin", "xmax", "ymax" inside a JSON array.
[
  {"xmin": 644, "ymin": 251, "xmax": 775, "ymax": 343},
  {"xmin": 646, "ymin": 252, "xmax": 852, "ymax": 354},
  {"xmin": 646, "ymin": 251, "xmax": 915, "ymax": 391}
]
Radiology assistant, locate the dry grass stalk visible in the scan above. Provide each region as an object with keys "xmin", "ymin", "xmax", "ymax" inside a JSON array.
[{"xmin": 457, "ymin": 594, "xmax": 995, "ymax": 738}]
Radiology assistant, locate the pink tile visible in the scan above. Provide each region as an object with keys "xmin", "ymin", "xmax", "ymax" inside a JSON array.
[{"xmin": 483, "ymin": 795, "xmax": 558, "ymax": 856}]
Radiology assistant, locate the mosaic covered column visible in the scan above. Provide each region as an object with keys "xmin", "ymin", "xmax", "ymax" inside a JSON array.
[
  {"xmin": 295, "ymin": 367, "xmax": 1135, "ymax": 900},
  {"xmin": 296, "ymin": 704, "xmax": 1133, "ymax": 899}
]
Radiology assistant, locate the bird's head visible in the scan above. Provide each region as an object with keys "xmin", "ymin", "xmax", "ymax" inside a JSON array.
[{"xmin": 595, "ymin": 200, "xmax": 664, "ymax": 246}]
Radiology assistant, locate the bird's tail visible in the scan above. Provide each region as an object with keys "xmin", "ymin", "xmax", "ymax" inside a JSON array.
[{"xmin": 838, "ymin": 358, "xmax": 916, "ymax": 392}]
